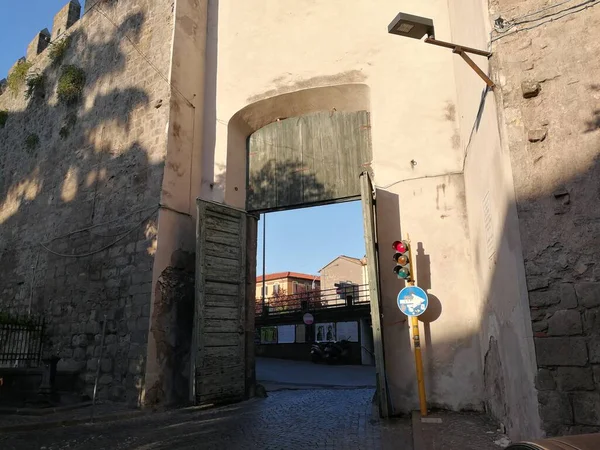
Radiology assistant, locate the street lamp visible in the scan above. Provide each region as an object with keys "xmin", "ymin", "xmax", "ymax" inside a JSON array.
[{"xmin": 387, "ymin": 12, "xmax": 495, "ymax": 88}]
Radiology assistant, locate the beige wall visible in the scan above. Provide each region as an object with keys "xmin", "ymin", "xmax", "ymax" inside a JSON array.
[
  {"xmin": 199, "ymin": 0, "xmax": 485, "ymax": 415},
  {"xmin": 446, "ymin": 0, "xmax": 542, "ymax": 441},
  {"xmin": 320, "ymin": 258, "xmax": 363, "ymax": 293}
]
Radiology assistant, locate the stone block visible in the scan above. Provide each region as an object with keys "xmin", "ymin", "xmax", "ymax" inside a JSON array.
[
  {"xmin": 528, "ymin": 128, "xmax": 547, "ymax": 142},
  {"xmin": 521, "ymin": 80, "xmax": 541, "ymax": 98},
  {"xmin": 87, "ymin": 358, "xmax": 98, "ymax": 371},
  {"xmin": 593, "ymin": 366, "xmax": 600, "ymax": 385},
  {"xmin": 532, "ymin": 320, "xmax": 548, "ymax": 332},
  {"xmin": 530, "ymin": 290, "xmax": 560, "ymax": 307},
  {"xmin": 583, "ymin": 309, "xmax": 600, "ymax": 333},
  {"xmin": 559, "ymin": 284, "xmax": 578, "ymax": 309},
  {"xmin": 109, "ymin": 385, "xmax": 127, "ymax": 401},
  {"xmin": 573, "ymin": 393, "xmax": 600, "ymax": 426},
  {"xmin": 99, "ymin": 374, "xmax": 113, "ymax": 385},
  {"xmin": 555, "ymin": 367, "xmax": 594, "ymax": 391},
  {"xmin": 576, "ymin": 283, "xmax": 600, "ymax": 308},
  {"xmin": 535, "ymin": 368, "xmax": 556, "ymax": 391},
  {"xmin": 72, "ymin": 334, "xmax": 88, "ymax": 347},
  {"xmin": 101, "ymin": 358, "xmax": 113, "ymax": 373},
  {"xmin": 547, "ymin": 310, "xmax": 582, "ymax": 336},
  {"xmin": 535, "ymin": 337, "xmax": 588, "ymax": 366},
  {"xmin": 538, "ymin": 391, "xmax": 572, "ymax": 426},
  {"xmin": 530, "ymin": 309, "xmax": 548, "ymax": 321},
  {"xmin": 137, "ymin": 317, "xmax": 149, "ymax": 331},
  {"xmin": 528, "ymin": 277, "xmax": 549, "ymax": 291},
  {"xmin": 26, "ymin": 29, "xmax": 51, "ymax": 61},
  {"xmin": 588, "ymin": 338, "xmax": 600, "ymax": 363},
  {"xmin": 51, "ymin": 1, "xmax": 81, "ymax": 41}
]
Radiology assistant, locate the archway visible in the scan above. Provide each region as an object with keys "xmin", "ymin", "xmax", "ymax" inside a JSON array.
[{"xmin": 192, "ymin": 84, "xmax": 390, "ymax": 417}]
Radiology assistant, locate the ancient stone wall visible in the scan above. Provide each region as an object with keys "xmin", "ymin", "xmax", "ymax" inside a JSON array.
[
  {"xmin": 491, "ymin": 0, "xmax": 600, "ymax": 436},
  {"xmin": 0, "ymin": 0, "xmax": 174, "ymax": 405}
]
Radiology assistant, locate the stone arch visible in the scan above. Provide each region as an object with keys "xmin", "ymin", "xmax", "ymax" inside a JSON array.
[{"xmin": 220, "ymin": 83, "xmax": 371, "ymax": 209}]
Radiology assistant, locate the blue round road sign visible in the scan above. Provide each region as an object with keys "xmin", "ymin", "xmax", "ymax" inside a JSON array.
[{"xmin": 397, "ymin": 286, "xmax": 429, "ymax": 317}]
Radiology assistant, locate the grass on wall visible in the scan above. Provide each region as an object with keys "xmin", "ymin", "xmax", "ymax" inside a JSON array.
[
  {"xmin": 57, "ymin": 65, "xmax": 86, "ymax": 105},
  {"xmin": 25, "ymin": 72, "xmax": 46, "ymax": 100},
  {"xmin": 48, "ymin": 36, "xmax": 72, "ymax": 66},
  {"xmin": 7, "ymin": 60, "xmax": 33, "ymax": 97},
  {"xmin": 0, "ymin": 110, "xmax": 7, "ymax": 128}
]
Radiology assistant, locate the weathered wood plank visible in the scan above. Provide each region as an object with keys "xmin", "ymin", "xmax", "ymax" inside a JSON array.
[
  {"xmin": 204, "ymin": 332, "xmax": 243, "ymax": 347},
  {"xmin": 204, "ymin": 294, "xmax": 239, "ymax": 308},
  {"xmin": 204, "ymin": 241, "xmax": 241, "ymax": 259},
  {"xmin": 360, "ymin": 173, "xmax": 389, "ymax": 418},
  {"xmin": 204, "ymin": 307, "xmax": 239, "ymax": 320},
  {"xmin": 204, "ymin": 318, "xmax": 240, "ymax": 333},
  {"xmin": 205, "ymin": 215, "xmax": 240, "ymax": 235},
  {"xmin": 205, "ymin": 281, "xmax": 239, "ymax": 296},
  {"xmin": 247, "ymin": 110, "xmax": 372, "ymax": 212},
  {"xmin": 195, "ymin": 199, "xmax": 247, "ymax": 406}
]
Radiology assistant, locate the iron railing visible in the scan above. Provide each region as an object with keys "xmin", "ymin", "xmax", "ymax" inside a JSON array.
[
  {"xmin": 0, "ymin": 313, "xmax": 45, "ymax": 368},
  {"xmin": 255, "ymin": 284, "xmax": 371, "ymax": 316}
]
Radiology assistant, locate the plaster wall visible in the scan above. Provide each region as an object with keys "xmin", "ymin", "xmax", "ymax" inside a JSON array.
[
  {"xmin": 447, "ymin": 0, "xmax": 542, "ymax": 440},
  {"xmin": 202, "ymin": 0, "xmax": 484, "ymax": 413},
  {"xmin": 319, "ymin": 258, "xmax": 363, "ymax": 293}
]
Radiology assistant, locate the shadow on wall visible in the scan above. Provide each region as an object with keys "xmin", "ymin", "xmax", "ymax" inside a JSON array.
[{"xmin": 0, "ymin": 4, "xmax": 170, "ymax": 406}]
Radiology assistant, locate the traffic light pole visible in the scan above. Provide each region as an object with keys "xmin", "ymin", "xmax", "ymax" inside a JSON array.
[{"xmin": 407, "ymin": 238, "xmax": 427, "ymax": 417}]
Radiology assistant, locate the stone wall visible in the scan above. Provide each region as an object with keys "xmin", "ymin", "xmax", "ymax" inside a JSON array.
[
  {"xmin": 0, "ymin": 0, "xmax": 174, "ymax": 405},
  {"xmin": 491, "ymin": 0, "xmax": 600, "ymax": 436}
]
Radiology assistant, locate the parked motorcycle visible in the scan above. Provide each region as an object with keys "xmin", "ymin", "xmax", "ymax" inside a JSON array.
[
  {"xmin": 323, "ymin": 339, "xmax": 351, "ymax": 364},
  {"xmin": 310, "ymin": 341, "xmax": 328, "ymax": 363}
]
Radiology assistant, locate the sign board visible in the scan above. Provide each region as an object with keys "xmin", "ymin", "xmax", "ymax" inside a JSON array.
[
  {"xmin": 397, "ymin": 286, "xmax": 429, "ymax": 317},
  {"xmin": 336, "ymin": 321, "xmax": 359, "ymax": 342},
  {"xmin": 277, "ymin": 325, "xmax": 295, "ymax": 344},
  {"xmin": 315, "ymin": 323, "xmax": 336, "ymax": 342},
  {"xmin": 303, "ymin": 313, "xmax": 314, "ymax": 325}
]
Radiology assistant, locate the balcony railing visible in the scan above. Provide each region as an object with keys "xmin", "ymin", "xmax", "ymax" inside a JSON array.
[{"xmin": 255, "ymin": 284, "xmax": 371, "ymax": 316}]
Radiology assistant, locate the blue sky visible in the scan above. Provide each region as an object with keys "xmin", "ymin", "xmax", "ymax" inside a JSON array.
[
  {"xmin": 1, "ymin": 1, "xmax": 366, "ymax": 277},
  {"xmin": 0, "ymin": 1, "xmax": 87, "ymax": 77},
  {"xmin": 257, "ymin": 201, "xmax": 366, "ymax": 276}
]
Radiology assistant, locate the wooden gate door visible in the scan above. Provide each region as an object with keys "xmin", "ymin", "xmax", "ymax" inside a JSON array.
[
  {"xmin": 193, "ymin": 199, "xmax": 250, "ymax": 405},
  {"xmin": 360, "ymin": 172, "xmax": 390, "ymax": 418}
]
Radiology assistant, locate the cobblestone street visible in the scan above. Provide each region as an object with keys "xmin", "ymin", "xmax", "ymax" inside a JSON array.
[{"xmin": 0, "ymin": 389, "xmax": 412, "ymax": 450}]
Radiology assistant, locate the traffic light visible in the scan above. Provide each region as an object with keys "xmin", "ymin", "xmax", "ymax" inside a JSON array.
[{"xmin": 393, "ymin": 240, "xmax": 413, "ymax": 282}]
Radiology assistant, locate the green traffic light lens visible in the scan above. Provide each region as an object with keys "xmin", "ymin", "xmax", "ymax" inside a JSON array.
[{"xmin": 394, "ymin": 266, "xmax": 410, "ymax": 279}]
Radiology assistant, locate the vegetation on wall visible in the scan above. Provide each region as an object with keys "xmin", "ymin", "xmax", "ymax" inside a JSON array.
[
  {"xmin": 57, "ymin": 65, "xmax": 86, "ymax": 105},
  {"xmin": 48, "ymin": 36, "xmax": 71, "ymax": 65},
  {"xmin": 25, "ymin": 72, "xmax": 46, "ymax": 100},
  {"xmin": 0, "ymin": 110, "xmax": 7, "ymax": 128},
  {"xmin": 7, "ymin": 60, "xmax": 33, "ymax": 97},
  {"xmin": 25, "ymin": 133, "xmax": 40, "ymax": 151}
]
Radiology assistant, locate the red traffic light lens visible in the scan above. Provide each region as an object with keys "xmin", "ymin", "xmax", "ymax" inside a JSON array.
[{"xmin": 393, "ymin": 240, "xmax": 407, "ymax": 253}]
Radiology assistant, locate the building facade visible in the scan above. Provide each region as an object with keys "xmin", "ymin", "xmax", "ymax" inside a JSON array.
[
  {"xmin": 255, "ymin": 272, "xmax": 320, "ymax": 302},
  {"xmin": 0, "ymin": 0, "xmax": 599, "ymax": 440}
]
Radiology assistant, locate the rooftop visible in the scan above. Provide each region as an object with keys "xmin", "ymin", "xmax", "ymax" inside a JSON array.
[{"xmin": 256, "ymin": 272, "xmax": 320, "ymax": 283}]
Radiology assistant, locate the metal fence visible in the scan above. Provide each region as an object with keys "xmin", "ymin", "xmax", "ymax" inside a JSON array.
[
  {"xmin": 0, "ymin": 313, "xmax": 45, "ymax": 368},
  {"xmin": 255, "ymin": 284, "xmax": 371, "ymax": 316}
]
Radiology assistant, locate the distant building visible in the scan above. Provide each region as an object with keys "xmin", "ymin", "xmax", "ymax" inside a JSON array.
[
  {"xmin": 255, "ymin": 272, "xmax": 320, "ymax": 302},
  {"xmin": 319, "ymin": 255, "xmax": 366, "ymax": 293}
]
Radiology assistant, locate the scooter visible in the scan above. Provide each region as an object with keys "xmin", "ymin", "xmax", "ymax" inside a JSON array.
[
  {"xmin": 323, "ymin": 339, "xmax": 351, "ymax": 364},
  {"xmin": 310, "ymin": 341, "xmax": 328, "ymax": 363}
]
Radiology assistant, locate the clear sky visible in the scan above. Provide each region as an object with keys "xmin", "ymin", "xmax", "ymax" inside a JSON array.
[
  {"xmin": 256, "ymin": 201, "xmax": 366, "ymax": 277},
  {"xmin": 0, "ymin": 0, "xmax": 87, "ymax": 77},
  {"xmin": 1, "ymin": 1, "xmax": 366, "ymax": 277}
]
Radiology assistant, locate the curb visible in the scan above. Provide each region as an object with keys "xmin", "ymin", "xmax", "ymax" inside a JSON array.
[
  {"xmin": 412, "ymin": 411, "xmax": 426, "ymax": 450},
  {"xmin": 0, "ymin": 409, "xmax": 148, "ymax": 433},
  {"xmin": 0, "ymin": 401, "xmax": 93, "ymax": 416}
]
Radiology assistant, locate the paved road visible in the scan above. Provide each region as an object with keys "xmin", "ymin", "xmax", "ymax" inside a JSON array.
[
  {"xmin": 0, "ymin": 389, "xmax": 412, "ymax": 450},
  {"xmin": 256, "ymin": 357, "xmax": 376, "ymax": 390}
]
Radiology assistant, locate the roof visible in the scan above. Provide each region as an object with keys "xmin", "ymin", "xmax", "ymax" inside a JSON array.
[
  {"xmin": 256, "ymin": 272, "xmax": 320, "ymax": 283},
  {"xmin": 319, "ymin": 255, "xmax": 364, "ymax": 272}
]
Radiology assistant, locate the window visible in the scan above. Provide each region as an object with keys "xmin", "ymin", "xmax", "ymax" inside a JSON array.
[
  {"xmin": 260, "ymin": 285, "xmax": 268, "ymax": 297},
  {"xmin": 273, "ymin": 284, "xmax": 280, "ymax": 294}
]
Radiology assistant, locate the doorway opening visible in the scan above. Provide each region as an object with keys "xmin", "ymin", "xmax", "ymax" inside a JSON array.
[{"xmin": 253, "ymin": 201, "xmax": 376, "ymax": 393}]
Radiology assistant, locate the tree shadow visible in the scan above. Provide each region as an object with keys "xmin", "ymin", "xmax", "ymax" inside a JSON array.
[{"xmin": 0, "ymin": 5, "xmax": 170, "ymax": 406}]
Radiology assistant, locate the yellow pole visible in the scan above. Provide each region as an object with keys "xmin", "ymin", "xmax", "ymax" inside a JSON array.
[
  {"xmin": 410, "ymin": 315, "xmax": 427, "ymax": 416},
  {"xmin": 407, "ymin": 235, "xmax": 427, "ymax": 417}
]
